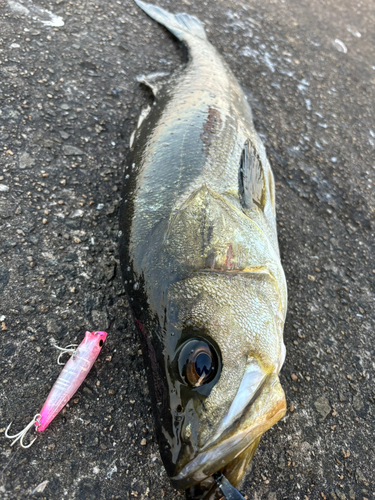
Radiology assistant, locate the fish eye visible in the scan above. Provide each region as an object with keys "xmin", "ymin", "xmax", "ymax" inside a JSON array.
[
  {"xmin": 99, "ymin": 339, "xmax": 104, "ymax": 347},
  {"xmin": 178, "ymin": 339, "xmax": 218, "ymax": 388}
]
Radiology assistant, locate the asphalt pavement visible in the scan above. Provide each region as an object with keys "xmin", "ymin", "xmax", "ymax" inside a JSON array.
[{"xmin": 0, "ymin": 0, "xmax": 374, "ymax": 499}]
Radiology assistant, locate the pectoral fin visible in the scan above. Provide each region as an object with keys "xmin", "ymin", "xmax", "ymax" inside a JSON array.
[{"xmin": 239, "ymin": 139, "xmax": 266, "ymax": 210}]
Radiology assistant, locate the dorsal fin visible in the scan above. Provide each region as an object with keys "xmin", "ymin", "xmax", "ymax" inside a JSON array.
[{"xmin": 239, "ymin": 140, "xmax": 266, "ymax": 210}]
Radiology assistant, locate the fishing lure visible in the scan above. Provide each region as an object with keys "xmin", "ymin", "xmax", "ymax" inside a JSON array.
[{"xmin": 5, "ymin": 330, "xmax": 107, "ymax": 448}]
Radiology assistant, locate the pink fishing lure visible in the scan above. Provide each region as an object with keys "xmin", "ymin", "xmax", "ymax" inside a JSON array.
[{"xmin": 5, "ymin": 330, "xmax": 107, "ymax": 447}]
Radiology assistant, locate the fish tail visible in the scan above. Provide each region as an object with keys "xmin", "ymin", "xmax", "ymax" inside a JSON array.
[{"xmin": 134, "ymin": 0, "xmax": 207, "ymax": 42}]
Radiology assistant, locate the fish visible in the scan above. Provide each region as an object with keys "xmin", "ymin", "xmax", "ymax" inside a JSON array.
[{"xmin": 119, "ymin": 1, "xmax": 288, "ymax": 498}]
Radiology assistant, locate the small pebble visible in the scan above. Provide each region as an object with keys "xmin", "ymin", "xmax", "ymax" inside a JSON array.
[{"xmin": 314, "ymin": 396, "xmax": 331, "ymax": 420}]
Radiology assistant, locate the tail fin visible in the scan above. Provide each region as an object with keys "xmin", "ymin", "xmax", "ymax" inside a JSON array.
[{"xmin": 134, "ymin": 0, "xmax": 207, "ymax": 42}]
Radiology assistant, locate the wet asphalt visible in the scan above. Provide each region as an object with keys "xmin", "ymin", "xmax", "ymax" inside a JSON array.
[{"xmin": 0, "ymin": 0, "xmax": 374, "ymax": 499}]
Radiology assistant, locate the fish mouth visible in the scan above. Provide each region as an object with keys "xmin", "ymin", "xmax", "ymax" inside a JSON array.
[
  {"xmin": 183, "ymin": 439, "xmax": 260, "ymax": 500},
  {"xmin": 171, "ymin": 372, "xmax": 286, "ymax": 492}
]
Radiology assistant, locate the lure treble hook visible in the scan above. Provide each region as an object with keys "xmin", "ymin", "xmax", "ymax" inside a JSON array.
[
  {"xmin": 5, "ymin": 414, "xmax": 41, "ymax": 449},
  {"xmin": 54, "ymin": 343, "xmax": 78, "ymax": 365}
]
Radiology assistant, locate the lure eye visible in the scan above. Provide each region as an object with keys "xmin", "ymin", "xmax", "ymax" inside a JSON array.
[
  {"xmin": 178, "ymin": 340, "xmax": 218, "ymax": 388},
  {"xmin": 99, "ymin": 340, "xmax": 104, "ymax": 347}
]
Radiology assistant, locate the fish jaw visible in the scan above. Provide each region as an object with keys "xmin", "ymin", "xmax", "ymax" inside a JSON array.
[
  {"xmin": 170, "ymin": 373, "xmax": 286, "ymax": 490},
  {"xmin": 184, "ymin": 440, "xmax": 260, "ymax": 500}
]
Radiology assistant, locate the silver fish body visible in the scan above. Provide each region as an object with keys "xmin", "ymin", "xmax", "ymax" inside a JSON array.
[{"xmin": 119, "ymin": 1, "xmax": 288, "ymax": 497}]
